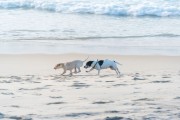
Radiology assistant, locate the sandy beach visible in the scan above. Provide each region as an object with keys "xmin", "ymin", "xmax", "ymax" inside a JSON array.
[
  {"xmin": 0, "ymin": 54, "xmax": 180, "ymax": 120},
  {"xmin": 1, "ymin": 0, "xmax": 180, "ymax": 119}
]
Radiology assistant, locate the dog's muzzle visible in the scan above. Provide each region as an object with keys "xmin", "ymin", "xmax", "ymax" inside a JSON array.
[{"xmin": 84, "ymin": 66, "xmax": 88, "ymax": 69}]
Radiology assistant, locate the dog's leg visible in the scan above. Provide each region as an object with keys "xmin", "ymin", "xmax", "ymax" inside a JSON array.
[
  {"xmin": 61, "ymin": 70, "xmax": 66, "ymax": 75},
  {"xmin": 74, "ymin": 67, "xmax": 77, "ymax": 74},
  {"xmin": 116, "ymin": 68, "xmax": 121, "ymax": 77},
  {"xmin": 117, "ymin": 68, "xmax": 120, "ymax": 75},
  {"xmin": 86, "ymin": 67, "xmax": 94, "ymax": 73},
  {"xmin": 110, "ymin": 66, "xmax": 117, "ymax": 75},
  {"xmin": 98, "ymin": 70, "xmax": 100, "ymax": 75},
  {"xmin": 115, "ymin": 69, "xmax": 118, "ymax": 75},
  {"xmin": 78, "ymin": 67, "xmax": 81, "ymax": 73},
  {"xmin": 69, "ymin": 69, "xmax": 73, "ymax": 76},
  {"xmin": 61, "ymin": 67, "xmax": 66, "ymax": 75},
  {"xmin": 96, "ymin": 65, "xmax": 101, "ymax": 75}
]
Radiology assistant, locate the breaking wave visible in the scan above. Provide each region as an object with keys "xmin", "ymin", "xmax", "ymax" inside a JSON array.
[{"xmin": 0, "ymin": 0, "xmax": 180, "ymax": 17}]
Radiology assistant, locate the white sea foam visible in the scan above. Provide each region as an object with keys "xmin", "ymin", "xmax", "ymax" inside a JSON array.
[{"xmin": 0, "ymin": 0, "xmax": 180, "ymax": 17}]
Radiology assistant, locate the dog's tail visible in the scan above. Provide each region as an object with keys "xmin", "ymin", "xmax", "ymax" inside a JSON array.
[
  {"xmin": 114, "ymin": 61, "xmax": 122, "ymax": 65},
  {"xmin": 83, "ymin": 56, "xmax": 89, "ymax": 62}
]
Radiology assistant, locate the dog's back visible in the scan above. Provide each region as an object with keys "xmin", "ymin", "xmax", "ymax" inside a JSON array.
[
  {"xmin": 73, "ymin": 60, "xmax": 84, "ymax": 67},
  {"xmin": 65, "ymin": 60, "xmax": 83, "ymax": 70},
  {"xmin": 100, "ymin": 59, "xmax": 117, "ymax": 69},
  {"xmin": 65, "ymin": 62, "xmax": 75, "ymax": 70}
]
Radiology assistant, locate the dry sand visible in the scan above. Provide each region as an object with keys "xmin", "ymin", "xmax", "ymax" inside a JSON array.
[{"xmin": 0, "ymin": 54, "xmax": 180, "ymax": 120}]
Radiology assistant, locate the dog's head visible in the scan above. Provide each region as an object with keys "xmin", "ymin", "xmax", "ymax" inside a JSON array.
[
  {"xmin": 84, "ymin": 61, "xmax": 93, "ymax": 69},
  {"xmin": 54, "ymin": 63, "xmax": 64, "ymax": 70}
]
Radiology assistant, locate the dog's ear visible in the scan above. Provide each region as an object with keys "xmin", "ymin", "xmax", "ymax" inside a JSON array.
[
  {"xmin": 57, "ymin": 63, "xmax": 64, "ymax": 67},
  {"xmin": 54, "ymin": 63, "xmax": 64, "ymax": 69},
  {"xmin": 60, "ymin": 63, "xmax": 65, "ymax": 67}
]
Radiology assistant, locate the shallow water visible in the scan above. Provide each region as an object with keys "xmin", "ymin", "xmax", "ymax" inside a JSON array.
[{"xmin": 0, "ymin": 0, "xmax": 180, "ymax": 55}]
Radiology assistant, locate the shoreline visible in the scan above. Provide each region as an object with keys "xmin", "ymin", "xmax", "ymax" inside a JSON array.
[{"xmin": 1, "ymin": 52, "xmax": 180, "ymax": 56}]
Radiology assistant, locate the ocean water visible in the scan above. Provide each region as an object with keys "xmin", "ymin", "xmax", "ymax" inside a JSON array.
[{"xmin": 0, "ymin": 0, "xmax": 180, "ymax": 55}]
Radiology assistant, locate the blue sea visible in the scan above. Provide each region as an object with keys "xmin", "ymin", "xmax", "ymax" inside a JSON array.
[{"xmin": 0, "ymin": 0, "xmax": 180, "ymax": 55}]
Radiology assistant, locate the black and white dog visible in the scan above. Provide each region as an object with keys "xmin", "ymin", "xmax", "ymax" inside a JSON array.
[{"xmin": 84, "ymin": 59, "xmax": 121, "ymax": 76}]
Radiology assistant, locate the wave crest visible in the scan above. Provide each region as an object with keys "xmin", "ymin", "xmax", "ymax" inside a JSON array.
[{"xmin": 0, "ymin": 0, "xmax": 180, "ymax": 17}]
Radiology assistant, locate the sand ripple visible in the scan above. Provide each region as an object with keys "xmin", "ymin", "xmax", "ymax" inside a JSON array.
[{"xmin": 0, "ymin": 71, "xmax": 180, "ymax": 120}]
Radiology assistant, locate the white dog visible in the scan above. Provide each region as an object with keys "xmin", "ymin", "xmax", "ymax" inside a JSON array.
[
  {"xmin": 54, "ymin": 57, "xmax": 88, "ymax": 76},
  {"xmin": 84, "ymin": 59, "xmax": 121, "ymax": 76}
]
